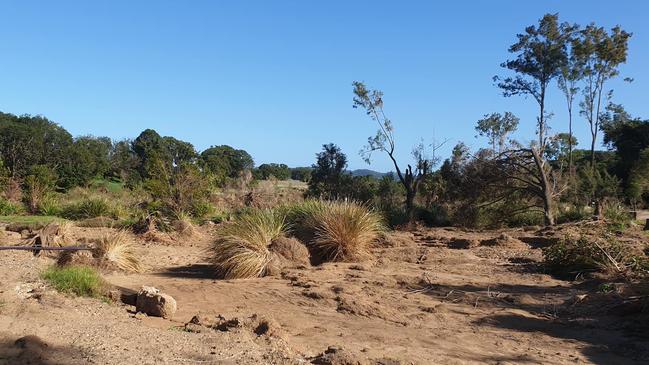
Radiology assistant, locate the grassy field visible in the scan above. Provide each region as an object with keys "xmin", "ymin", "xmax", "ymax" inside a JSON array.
[{"xmin": 0, "ymin": 215, "xmax": 65, "ymax": 225}]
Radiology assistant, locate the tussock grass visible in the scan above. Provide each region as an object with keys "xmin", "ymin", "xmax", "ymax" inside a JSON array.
[
  {"xmin": 93, "ymin": 231, "xmax": 142, "ymax": 272},
  {"xmin": 210, "ymin": 209, "xmax": 287, "ymax": 279},
  {"xmin": 61, "ymin": 197, "xmax": 115, "ymax": 220},
  {"xmin": 290, "ymin": 200, "xmax": 384, "ymax": 262},
  {"xmin": 41, "ymin": 266, "xmax": 106, "ymax": 297}
]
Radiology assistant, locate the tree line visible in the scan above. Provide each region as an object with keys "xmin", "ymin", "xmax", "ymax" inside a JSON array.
[{"xmin": 1, "ymin": 13, "xmax": 647, "ymax": 228}]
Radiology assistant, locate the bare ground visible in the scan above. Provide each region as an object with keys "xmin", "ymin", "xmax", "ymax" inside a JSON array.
[{"xmin": 1, "ymin": 224, "xmax": 648, "ymax": 364}]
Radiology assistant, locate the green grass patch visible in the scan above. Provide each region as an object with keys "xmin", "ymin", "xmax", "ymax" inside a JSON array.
[
  {"xmin": 89, "ymin": 178, "xmax": 125, "ymax": 194},
  {"xmin": 0, "ymin": 215, "xmax": 64, "ymax": 224},
  {"xmin": 41, "ymin": 266, "xmax": 107, "ymax": 298}
]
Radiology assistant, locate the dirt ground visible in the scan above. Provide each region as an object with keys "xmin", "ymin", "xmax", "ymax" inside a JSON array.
[{"xmin": 1, "ymin": 223, "xmax": 648, "ymax": 364}]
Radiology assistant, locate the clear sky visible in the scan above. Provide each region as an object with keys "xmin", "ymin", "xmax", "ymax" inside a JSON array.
[{"xmin": 1, "ymin": 1, "xmax": 647, "ymax": 171}]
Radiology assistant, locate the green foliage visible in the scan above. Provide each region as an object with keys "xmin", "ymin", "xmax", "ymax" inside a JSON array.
[
  {"xmin": 23, "ymin": 165, "xmax": 57, "ymax": 213},
  {"xmin": 307, "ymin": 143, "xmax": 350, "ymax": 199},
  {"xmin": 506, "ymin": 211, "xmax": 545, "ymax": 227},
  {"xmin": 41, "ymin": 266, "xmax": 106, "ymax": 298},
  {"xmin": 144, "ymin": 163, "xmax": 212, "ymax": 218},
  {"xmin": 38, "ymin": 193, "xmax": 62, "ymax": 216},
  {"xmin": 255, "ymin": 163, "xmax": 290, "ymax": 180},
  {"xmin": 0, "ymin": 198, "xmax": 22, "ymax": 215},
  {"xmin": 59, "ymin": 136, "xmax": 112, "ymax": 187},
  {"xmin": 61, "ymin": 197, "xmax": 115, "ymax": 220},
  {"xmin": 0, "ymin": 112, "xmax": 73, "ymax": 185},
  {"xmin": 200, "ymin": 145, "xmax": 254, "ymax": 185},
  {"xmin": 0, "ymin": 215, "xmax": 63, "ymax": 225},
  {"xmin": 556, "ymin": 208, "xmax": 590, "ymax": 224},
  {"xmin": 290, "ymin": 167, "xmax": 312, "ymax": 182},
  {"xmin": 475, "ymin": 112, "xmax": 519, "ymax": 153},
  {"xmin": 604, "ymin": 204, "xmax": 632, "ymax": 231}
]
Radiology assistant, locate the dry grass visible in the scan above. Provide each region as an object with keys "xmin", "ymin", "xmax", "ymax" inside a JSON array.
[
  {"xmin": 93, "ymin": 231, "xmax": 142, "ymax": 272},
  {"xmin": 210, "ymin": 209, "xmax": 287, "ymax": 279},
  {"xmin": 291, "ymin": 200, "xmax": 384, "ymax": 262}
]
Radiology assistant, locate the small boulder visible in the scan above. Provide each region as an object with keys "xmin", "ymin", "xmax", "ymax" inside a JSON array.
[{"xmin": 135, "ymin": 286, "xmax": 177, "ymax": 318}]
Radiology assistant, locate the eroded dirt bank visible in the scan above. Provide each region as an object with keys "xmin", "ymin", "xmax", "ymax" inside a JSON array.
[{"xmin": 1, "ymin": 225, "xmax": 648, "ymax": 364}]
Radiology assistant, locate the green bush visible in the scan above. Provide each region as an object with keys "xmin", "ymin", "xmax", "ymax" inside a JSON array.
[
  {"xmin": 556, "ymin": 208, "xmax": 590, "ymax": 224},
  {"xmin": 415, "ymin": 205, "xmax": 450, "ymax": 227},
  {"xmin": 0, "ymin": 198, "xmax": 22, "ymax": 215},
  {"xmin": 506, "ymin": 211, "xmax": 544, "ymax": 227},
  {"xmin": 38, "ymin": 194, "xmax": 61, "ymax": 216},
  {"xmin": 61, "ymin": 197, "xmax": 115, "ymax": 220},
  {"xmin": 41, "ymin": 266, "xmax": 106, "ymax": 297},
  {"xmin": 605, "ymin": 204, "xmax": 632, "ymax": 231}
]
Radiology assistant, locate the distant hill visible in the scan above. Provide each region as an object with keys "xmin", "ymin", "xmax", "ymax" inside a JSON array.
[{"xmin": 350, "ymin": 169, "xmax": 390, "ymax": 178}]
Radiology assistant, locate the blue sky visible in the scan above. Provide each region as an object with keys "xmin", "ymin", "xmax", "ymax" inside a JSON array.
[{"xmin": 1, "ymin": 1, "xmax": 647, "ymax": 171}]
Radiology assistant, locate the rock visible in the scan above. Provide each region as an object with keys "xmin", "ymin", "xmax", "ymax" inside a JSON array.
[{"xmin": 135, "ymin": 286, "xmax": 177, "ymax": 318}]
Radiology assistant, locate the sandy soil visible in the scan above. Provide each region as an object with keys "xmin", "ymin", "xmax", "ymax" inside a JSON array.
[{"xmin": 1, "ymin": 224, "xmax": 648, "ymax": 364}]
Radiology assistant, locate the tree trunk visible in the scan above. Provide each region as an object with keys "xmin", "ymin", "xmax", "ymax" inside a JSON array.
[
  {"xmin": 405, "ymin": 188, "xmax": 416, "ymax": 223},
  {"xmin": 595, "ymin": 199, "xmax": 604, "ymax": 220},
  {"xmin": 531, "ymin": 147, "xmax": 555, "ymax": 226},
  {"xmin": 568, "ymin": 107, "xmax": 573, "ymax": 172},
  {"xmin": 590, "ymin": 133, "xmax": 597, "ymax": 169}
]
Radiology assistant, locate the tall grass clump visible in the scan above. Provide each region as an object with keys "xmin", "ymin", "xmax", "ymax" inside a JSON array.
[
  {"xmin": 61, "ymin": 197, "xmax": 115, "ymax": 220},
  {"xmin": 93, "ymin": 231, "xmax": 142, "ymax": 272},
  {"xmin": 290, "ymin": 200, "xmax": 384, "ymax": 262},
  {"xmin": 41, "ymin": 266, "xmax": 106, "ymax": 297},
  {"xmin": 0, "ymin": 198, "xmax": 22, "ymax": 216},
  {"xmin": 210, "ymin": 209, "xmax": 287, "ymax": 279}
]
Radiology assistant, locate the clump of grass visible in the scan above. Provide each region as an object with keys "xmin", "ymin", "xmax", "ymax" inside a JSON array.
[
  {"xmin": 41, "ymin": 266, "xmax": 106, "ymax": 297},
  {"xmin": 61, "ymin": 197, "xmax": 115, "ymax": 220},
  {"xmin": 605, "ymin": 205, "xmax": 633, "ymax": 231},
  {"xmin": 0, "ymin": 198, "xmax": 23, "ymax": 216},
  {"xmin": 93, "ymin": 231, "xmax": 142, "ymax": 272},
  {"xmin": 290, "ymin": 200, "xmax": 384, "ymax": 262},
  {"xmin": 210, "ymin": 209, "xmax": 287, "ymax": 279}
]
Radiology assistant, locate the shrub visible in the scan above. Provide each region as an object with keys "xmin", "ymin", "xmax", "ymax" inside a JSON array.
[
  {"xmin": 61, "ymin": 197, "xmax": 114, "ymax": 220},
  {"xmin": 506, "ymin": 210, "xmax": 544, "ymax": 227},
  {"xmin": 38, "ymin": 193, "xmax": 61, "ymax": 216},
  {"xmin": 543, "ymin": 235, "xmax": 649, "ymax": 278},
  {"xmin": 93, "ymin": 231, "xmax": 142, "ymax": 272},
  {"xmin": 41, "ymin": 266, "xmax": 106, "ymax": 297},
  {"xmin": 556, "ymin": 208, "xmax": 590, "ymax": 224},
  {"xmin": 210, "ymin": 209, "xmax": 287, "ymax": 279},
  {"xmin": 289, "ymin": 200, "xmax": 384, "ymax": 262},
  {"xmin": 0, "ymin": 198, "xmax": 22, "ymax": 215},
  {"xmin": 605, "ymin": 204, "xmax": 632, "ymax": 231}
]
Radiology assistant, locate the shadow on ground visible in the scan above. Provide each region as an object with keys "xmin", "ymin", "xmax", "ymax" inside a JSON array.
[
  {"xmin": 475, "ymin": 313, "xmax": 649, "ymax": 365},
  {"xmin": 156, "ymin": 263, "xmax": 217, "ymax": 279},
  {"xmin": 0, "ymin": 335, "xmax": 91, "ymax": 365}
]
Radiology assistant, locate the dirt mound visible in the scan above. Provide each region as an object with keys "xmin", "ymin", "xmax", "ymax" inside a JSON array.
[
  {"xmin": 447, "ymin": 237, "xmax": 480, "ymax": 249},
  {"xmin": 266, "ymin": 236, "xmax": 311, "ymax": 275},
  {"xmin": 481, "ymin": 233, "xmax": 527, "ymax": 249},
  {"xmin": 311, "ymin": 346, "xmax": 368, "ymax": 365},
  {"xmin": 270, "ymin": 236, "xmax": 311, "ymax": 267}
]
